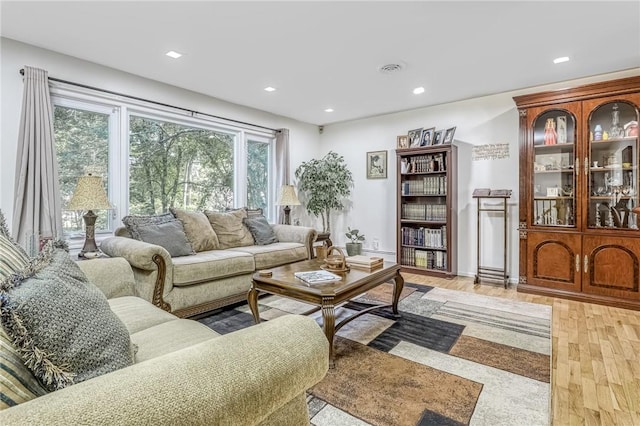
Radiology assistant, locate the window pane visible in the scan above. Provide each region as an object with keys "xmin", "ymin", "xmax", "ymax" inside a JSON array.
[
  {"xmin": 54, "ymin": 105, "xmax": 110, "ymax": 236},
  {"xmin": 247, "ymin": 139, "xmax": 270, "ymax": 212},
  {"xmin": 128, "ymin": 116, "xmax": 234, "ymax": 215}
]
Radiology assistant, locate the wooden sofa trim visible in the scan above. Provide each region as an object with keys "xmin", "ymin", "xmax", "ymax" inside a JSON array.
[
  {"xmin": 151, "ymin": 253, "xmax": 172, "ymax": 313},
  {"xmin": 173, "ymin": 293, "xmax": 249, "ymax": 319}
]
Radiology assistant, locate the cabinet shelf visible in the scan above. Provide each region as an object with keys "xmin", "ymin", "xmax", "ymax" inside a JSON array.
[
  {"xmin": 397, "ymin": 145, "xmax": 457, "ymax": 277},
  {"xmin": 590, "ymin": 136, "xmax": 637, "ymax": 144},
  {"xmin": 534, "ymin": 169, "xmax": 575, "ymax": 174}
]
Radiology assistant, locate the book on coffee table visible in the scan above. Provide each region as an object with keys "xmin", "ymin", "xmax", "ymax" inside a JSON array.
[
  {"xmin": 345, "ymin": 255, "xmax": 384, "ymax": 271},
  {"xmin": 294, "ymin": 270, "xmax": 341, "ymax": 284}
]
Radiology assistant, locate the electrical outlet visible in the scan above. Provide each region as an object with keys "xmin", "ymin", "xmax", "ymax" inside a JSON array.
[{"xmin": 372, "ymin": 238, "xmax": 379, "ymax": 251}]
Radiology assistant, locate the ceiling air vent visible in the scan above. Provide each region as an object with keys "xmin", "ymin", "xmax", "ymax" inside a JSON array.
[{"xmin": 378, "ymin": 63, "xmax": 404, "ymax": 74}]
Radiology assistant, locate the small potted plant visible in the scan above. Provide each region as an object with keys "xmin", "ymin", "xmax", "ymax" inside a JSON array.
[{"xmin": 345, "ymin": 227, "xmax": 365, "ymax": 256}]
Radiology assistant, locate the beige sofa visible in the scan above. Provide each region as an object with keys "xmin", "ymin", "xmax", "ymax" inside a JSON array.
[
  {"xmin": 101, "ymin": 223, "xmax": 317, "ymax": 318},
  {"xmin": 0, "ymin": 257, "xmax": 329, "ymax": 425}
]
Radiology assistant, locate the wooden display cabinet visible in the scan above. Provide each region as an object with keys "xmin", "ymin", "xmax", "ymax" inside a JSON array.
[
  {"xmin": 396, "ymin": 145, "xmax": 457, "ymax": 277},
  {"xmin": 514, "ymin": 76, "xmax": 640, "ymax": 310}
]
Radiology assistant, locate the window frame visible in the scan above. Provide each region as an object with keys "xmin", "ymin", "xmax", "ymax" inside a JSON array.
[{"xmin": 51, "ymin": 83, "xmax": 276, "ymax": 244}]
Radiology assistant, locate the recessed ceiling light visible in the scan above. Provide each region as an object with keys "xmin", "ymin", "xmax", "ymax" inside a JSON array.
[
  {"xmin": 553, "ymin": 56, "xmax": 570, "ymax": 64},
  {"xmin": 324, "ymin": 108, "xmax": 334, "ymax": 113},
  {"xmin": 413, "ymin": 87, "xmax": 425, "ymax": 95},
  {"xmin": 264, "ymin": 86, "xmax": 276, "ymax": 92},
  {"xmin": 165, "ymin": 51, "xmax": 182, "ymax": 59}
]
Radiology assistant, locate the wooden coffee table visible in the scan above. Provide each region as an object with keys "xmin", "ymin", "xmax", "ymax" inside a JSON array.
[{"xmin": 248, "ymin": 259, "xmax": 403, "ymax": 366}]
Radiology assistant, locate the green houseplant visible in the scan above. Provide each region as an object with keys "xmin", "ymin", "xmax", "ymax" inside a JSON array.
[
  {"xmin": 345, "ymin": 227, "xmax": 365, "ymax": 256},
  {"xmin": 294, "ymin": 151, "xmax": 353, "ymax": 233}
]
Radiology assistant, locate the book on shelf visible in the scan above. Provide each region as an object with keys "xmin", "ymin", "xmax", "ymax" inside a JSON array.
[{"xmin": 294, "ymin": 270, "xmax": 341, "ymax": 284}]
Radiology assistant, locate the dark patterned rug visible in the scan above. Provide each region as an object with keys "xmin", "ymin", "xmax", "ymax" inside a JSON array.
[{"xmin": 198, "ymin": 283, "xmax": 551, "ymax": 426}]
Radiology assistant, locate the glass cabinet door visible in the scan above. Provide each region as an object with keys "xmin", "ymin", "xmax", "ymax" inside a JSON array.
[
  {"xmin": 532, "ymin": 110, "xmax": 577, "ymax": 227},
  {"xmin": 588, "ymin": 101, "xmax": 639, "ymax": 229}
]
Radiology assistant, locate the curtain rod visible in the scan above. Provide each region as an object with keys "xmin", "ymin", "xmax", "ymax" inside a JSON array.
[{"xmin": 19, "ymin": 68, "xmax": 279, "ymax": 133}]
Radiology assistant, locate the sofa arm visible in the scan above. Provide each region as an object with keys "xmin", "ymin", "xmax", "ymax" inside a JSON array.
[
  {"xmin": 0, "ymin": 315, "xmax": 329, "ymax": 426},
  {"xmin": 76, "ymin": 257, "xmax": 136, "ymax": 299},
  {"xmin": 100, "ymin": 236, "xmax": 174, "ymax": 312},
  {"xmin": 271, "ymin": 225, "xmax": 317, "ymax": 259}
]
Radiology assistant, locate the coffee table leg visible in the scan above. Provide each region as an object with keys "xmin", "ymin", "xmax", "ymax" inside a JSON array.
[
  {"xmin": 321, "ymin": 296, "xmax": 336, "ymax": 368},
  {"xmin": 392, "ymin": 272, "xmax": 404, "ymax": 317},
  {"xmin": 248, "ymin": 281, "xmax": 260, "ymax": 324}
]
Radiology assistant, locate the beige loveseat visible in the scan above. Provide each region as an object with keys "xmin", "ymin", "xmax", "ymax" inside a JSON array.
[
  {"xmin": 100, "ymin": 211, "xmax": 316, "ymax": 318},
  {"xmin": 0, "ymin": 257, "xmax": 329, "ymax": 425}
]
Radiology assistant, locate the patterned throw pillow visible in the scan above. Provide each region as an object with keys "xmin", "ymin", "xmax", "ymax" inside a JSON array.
[
  {"xmin": 205, "ymin": 209, "xmax": 255, "ymax": 249},
  {"xmin": 0, "ymin": 210, "xmax": 29, "ymax": 280},
  {"xmin": 0, "ymin": 327, "xmax": 47, "ymax": 410},
  {"xmin": 135, "ymin": 220, "xmax": 195, "ymax": 257},
  {"xmin": 243, "ymin": 216, "xmax": 279, "ymax": 245},
  {"xmin": 170, "ymin": 208, "xmax": 219, "ymax": 252},
  {"xmin": 0, "ymin": 242, "xmax": 136, "ymax": 392},
  {"xmin": 121, "ymin": 212, "xmax": 175, "ymax": 240}
]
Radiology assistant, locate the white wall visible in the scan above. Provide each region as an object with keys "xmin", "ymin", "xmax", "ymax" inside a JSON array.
[
  {"xmin": 0, "ymin": 37, "xmax": 321, "ymax": 229},
  {"xmin": 320, "ymin": 68, "xmax": 640, "ymax": 281}
]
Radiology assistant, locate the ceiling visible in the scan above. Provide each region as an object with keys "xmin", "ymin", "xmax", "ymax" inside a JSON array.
[{"xmin": 2, "ymin": 1, "xmax": 639, "ymax": 126}]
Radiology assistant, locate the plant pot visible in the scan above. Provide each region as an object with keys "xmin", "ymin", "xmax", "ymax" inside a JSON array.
[{"xmin": 345, "ymin": 242, "xmax": 362, "ymax": 256}]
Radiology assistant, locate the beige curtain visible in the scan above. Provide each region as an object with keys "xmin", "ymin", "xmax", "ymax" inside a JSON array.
[
  {"xmin": 12, "ymin": 66, "xmax": 62, "ymax": 253},
  {"xmin": 275, "ymin": 128, "xmax": 290, "ymax": 224}
]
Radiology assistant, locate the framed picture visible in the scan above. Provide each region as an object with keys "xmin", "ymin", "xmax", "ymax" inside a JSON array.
[
  {"xmin": 432, "ymin": 129, "xmax": 445, "ymax": 145},
  {"xmin": 397, "ymin": 135, "xmax": 409, "ymax": 149},
  {"xmin": 557, "ymin": 116, "xmax": 567, "ymax": 144},
  {"xmin": 443, "ymin": 126, "xmax": 456, "ymax": 144},
  {"xmin": 420, "ymin": 127, "xmax": 435, "ymax": 146},
  {"xmin": 367, "ymin": 150, "xmax": 387, "ymax": 179},
  {"xmin": 408, "ymin": 128, "xmax": 423, "ymax": 148}
]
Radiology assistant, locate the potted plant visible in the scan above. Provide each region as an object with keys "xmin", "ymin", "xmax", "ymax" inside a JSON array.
[
  {"xmin": 345, "ymin": 227, "xmax": 365, "ymax": 256},
  {"xmin": 294, "ymin": 151, "xmax": 353, "ymax": 233}
]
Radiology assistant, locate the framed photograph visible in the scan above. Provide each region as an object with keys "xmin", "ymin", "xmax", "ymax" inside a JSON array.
[
  {"xmin": 397, "ymin": 135, "xmax": 409, "ymax": 149},
  {"xmin": 432, "ymin": 129, "xmax": 445, "ymax": 145},
  {"xmin": 408, "ymin": 128, "xmax": 423, "ymax": 148},
  {"xmin": 443, "ymin": 126, "xmax": 456, "ymax": 144},
  {"xmin": 367, "ymin": 150, "xmax": 387, "ymax": 179},
  {"xmin": 420, "ymin": 127, "xmax": 435, "ymax": 146},
  {"xmin": 546, "ymin": 187, "xmax": 559, "ymax": 197}
]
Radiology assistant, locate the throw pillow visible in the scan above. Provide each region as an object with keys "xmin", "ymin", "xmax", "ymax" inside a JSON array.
[
  {"xmin": 243, "ymin": 216, "xmax": 279, "ymax": 245},
  {"xmin": 170, "ymin": 208, "xmax": 219, "ymax": 252},
  {"xmin": 0, "ymin": 242, "xmax": 136, "ymax": 392},
  {"xmin": 0, "ymin": 327, "xmax": 47, "ymax": 410},
  {"xmin": 121, "ymin": 212, "xmax": 175, "ymax": 240},
  {"xmin": 204, "ymin": 209, "xmax": 255, "ymax": 249},
  {"xmin": 0, "ymin": 210, "xmax": 30, "ymax": 279},
  {"xmin": 135, "ymin": 220, "xmax": 195, "ymax": 257},
  {"xmin": 226, "ymin": 207, "xmax": 263, "ymax": 218}
]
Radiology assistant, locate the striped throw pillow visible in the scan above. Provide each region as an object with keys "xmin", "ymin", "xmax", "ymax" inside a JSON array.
[
  {"xmin": 0, "ymin": 235, "xmax": 29, "ymax": 280},
  {"xmin": 0, "ymin": 327, "xmax": 47, "ymax": 410}
]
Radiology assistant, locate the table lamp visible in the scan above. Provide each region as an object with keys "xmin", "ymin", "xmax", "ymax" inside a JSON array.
[
  {"xmin": 68, "ymin": 174, "xmax": 112, "ymax": 258},
  {"xmin": 278, "ymin": 185, "xmax": 300, "ymax": 225}
]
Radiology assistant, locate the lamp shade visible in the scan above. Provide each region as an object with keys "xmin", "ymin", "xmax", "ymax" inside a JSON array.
[
  {"xmin": 278, "ymin": 185, "xmax": 300, "ymax": 206},
  {"xmin": 68, "ymin": 174, "xmax": 112, "ymax": 211}
]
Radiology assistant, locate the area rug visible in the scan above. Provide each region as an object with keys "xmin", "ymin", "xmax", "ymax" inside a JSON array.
[{"xmin": 198, "ymin": 283, "xmax": 552, "ymax": 426}]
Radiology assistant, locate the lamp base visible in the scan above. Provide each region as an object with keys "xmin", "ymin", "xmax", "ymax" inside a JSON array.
[
  {"xmin": 79, "ymin": 210, "xmax": 100, "ymax": 258},
  {"xmin": 283, "ymin": 205, "xmax": 291, "ymax": 225}
]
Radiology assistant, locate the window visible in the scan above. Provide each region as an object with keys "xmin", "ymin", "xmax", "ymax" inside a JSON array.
[
  {"xmin": 53, "ymin": 101, "xmax": 116, "ymax": 237},
  {"xmin": 52, "ymin": 88, "xmax": 275, "ymax": 241}
]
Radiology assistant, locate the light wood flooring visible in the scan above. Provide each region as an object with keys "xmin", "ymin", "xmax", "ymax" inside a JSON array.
[{"xmin": 403, "ymin": 272, "xmax": 640, "ymax": 426}]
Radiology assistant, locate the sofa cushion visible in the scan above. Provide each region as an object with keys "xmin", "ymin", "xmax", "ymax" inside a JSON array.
[
  {"xmin": 171, "ymin": 250, "xmax": 255, "ymax": 286},
  {"xmin": 0, "ymin": 235, "xmax": 29, "ymax": 281},
  {"xmin": 136, "ymin": 219, "xmax": 195, "ymax": 257},
  {"xmin": 204, "ymin": 209, "xmax": 255, "ymax": 249},
  {"xmin": 228, "ymin": 243, "xmax": 308, "ymax": 270},
  {"xmin": 243, "ymin": 216, "xmax": 279, "ymax": 245},
  {"xmin": 131, "ymin": 319, "xmax": 218, "ymax": 363},
  {"xmin": 122, "ymin": 212, "xmax": 175, "ymax": 240},
  {"xmin": 170, "ymin": 208, "xmax": 219, "ymax": 252},
  {"xmin": 108, "ymin": 296, "xmax": 178, "ymax": 335},
  {"xmin": 0, "ymin": 327, "xmax": 47, "ymax": 410},
  {"xmin": 0, "ymin": 243, "xmax": 136, "ymax": 392}
]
